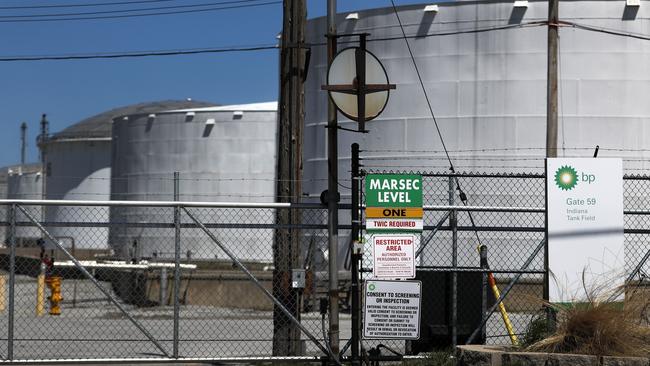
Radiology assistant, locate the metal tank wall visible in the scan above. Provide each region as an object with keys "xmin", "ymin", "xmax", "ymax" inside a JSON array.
[
  {"xmin": 109, "ymin": 102, "xmax": 278, "ymax": 261},
  {"xmin": 42, "ymin": 100, "xmax": 216, "ymax": 251},
  {"xmin": 44, "ymin": 139, "xmax": 111, "ymax": 250},
  {"xmin": 6, "ymin": 164, "xmax": 43, "ymax": 246},
  {"xmin": 303, "ymin": 1, "xmax": 650, "ymax": 269}
]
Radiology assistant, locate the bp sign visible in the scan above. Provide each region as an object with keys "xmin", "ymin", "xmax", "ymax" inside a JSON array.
[
  {"xmin": 546, "ymin": 158, "xmax": 624, "ymax": 302},
  {"xmin": 365, "ymin": 174, "xmax": 423, "ymax": 232}
]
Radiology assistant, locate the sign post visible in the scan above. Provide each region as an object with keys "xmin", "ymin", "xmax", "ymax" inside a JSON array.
[{"xmin": 546, "ymin": 158, "xmax": 624, "ymax": 301}]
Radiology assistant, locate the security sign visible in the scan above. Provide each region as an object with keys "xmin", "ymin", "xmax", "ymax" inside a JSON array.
[
  {"xmin": 363, "ymin": 280, "xmax": 421, "ymax": 339},
  {"xmin": 372, "ymin": 234, "xmax": 416, "ymax": 279},
  {"xmin": 365, "ymin": 174, "xmax": 423, "ymax": 232}
]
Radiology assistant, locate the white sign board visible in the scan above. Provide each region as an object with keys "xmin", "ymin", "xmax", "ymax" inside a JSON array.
[
  {"xmin": 363, "ymin": 280, "xmax": 421, "ymax": 339},
  {"xmin": 365, "ymin": 218, "xmax": 423, "ymax": 232},
  {"xmin": 546, "ymin": 158, "xmax": 624, "ymax": 302},
  {"xmin": 372, "ymin": 234, "xmax": 416, "ymax": 279}
]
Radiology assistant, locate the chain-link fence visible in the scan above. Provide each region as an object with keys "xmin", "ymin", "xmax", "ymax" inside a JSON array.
[
  {"xmin": 359, "ymin": 171, "xmax": 650, "ymax": 356},
  {"xmin": 0, "ymin": 201, "xmax": 335, "ymax": 362},
  {"xmin": 1, "ymin": 173, "xmax": 649, "ymax": 363}
]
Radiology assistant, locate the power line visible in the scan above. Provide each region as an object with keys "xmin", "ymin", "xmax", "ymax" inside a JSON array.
[
  {"xmin": 0, "ymin": 45, "xmax": 277, "ymax": 62},
  {"xmin": 562, "ymin": 20, "xmax": 650, "ymax": 41},
  {"xmin": 0, "ymin": 22, "xmax": 541, "ymax": 62},
  {"xmin": 0, "ymin": 0, "xmax": 177, "ymax": 10},
  {"xmin": 0, "ymin": 0, "xmax": 280, "ymax": 23},
  {"xmin": 0, "ymin": 0, "xmax": 270, "ymax": 19}
]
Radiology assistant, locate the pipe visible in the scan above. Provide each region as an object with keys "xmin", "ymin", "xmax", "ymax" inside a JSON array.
[{"xmin": 36, "ymin": 263, "xmax": 45, "ymax": 316}]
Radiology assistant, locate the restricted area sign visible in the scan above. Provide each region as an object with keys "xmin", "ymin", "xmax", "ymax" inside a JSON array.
[
  {"xmin": 363, "ymin": 280, "xmax": 421, "ymax": 339},
  {"xmin": 546, "ymin": 158, "xmax": 624, "ymax": 302},
  {"xmin": 372, "ymin": 234, "xmax": 416, "ymax": 279},
  {"xmin": 365, "ymin": 174, "xmax": 423, "ymax": 232}
]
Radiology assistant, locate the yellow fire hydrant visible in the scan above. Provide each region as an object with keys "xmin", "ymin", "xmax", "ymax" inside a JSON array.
[{"xmin": 45, "ymin": 276, "xmax": 63, "ymax": 315}]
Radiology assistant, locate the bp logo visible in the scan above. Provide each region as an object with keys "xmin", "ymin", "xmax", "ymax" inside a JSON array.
[{"xmin": 555, "ymin": 166, "xmax": 578, "ymax": 191}]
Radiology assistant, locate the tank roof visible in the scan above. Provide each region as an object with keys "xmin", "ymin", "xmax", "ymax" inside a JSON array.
[
  {"xmin": 163, "ymin": 101, "xmax": 277, "ymax": 113},
  {"xmin": 51, "ymin": 100, "xmax": 218, "ymax": 140},
  {"xmin": 6, "ymin": 163, "xmax": 42, "ymax": 176}
]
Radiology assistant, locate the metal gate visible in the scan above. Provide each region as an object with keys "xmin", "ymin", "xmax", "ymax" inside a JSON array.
[{"xmin": 0, "ymin": 200, "xmax": 335, "ymax": 363}]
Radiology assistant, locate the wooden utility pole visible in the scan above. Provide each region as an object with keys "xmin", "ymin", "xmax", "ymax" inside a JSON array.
[
  {"xmin": 273, "ymin": 0, "xmax": 306, "ymax": 356},
  {"xmin": 326, "ymin": 0, "xmax": 340, "ymax": 358},
  {"xmin": 547, "ymin": 0, "xmax": 559, "ymax": 158}
]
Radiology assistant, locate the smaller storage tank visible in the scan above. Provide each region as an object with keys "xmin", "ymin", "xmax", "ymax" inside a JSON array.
[
  {"xmin": 6, "ymin": 163, "xmax": 43, "ymax": 247},
  {"xmin": 43, "ymin": 100, "xmax": 215, "ymax": 251},
  {"xmin": 109, "ymin": 102, "xmax": 278, "ymax": 261}
]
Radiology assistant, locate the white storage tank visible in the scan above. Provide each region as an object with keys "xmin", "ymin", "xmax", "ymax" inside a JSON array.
[
  {"xmin": 109, "ymin": 102, "xmax": 278, "ymax": 261},
  {"xmin": 42, "ymin": 100, "xmax": 216, "ymax": 251},
  {"xmin": 6, "ymin": 164, "xmax": 43, "ymax": 246},
  {"xmin": 303, "ymin": 1, "xmax": 650, "ymax": 268}
]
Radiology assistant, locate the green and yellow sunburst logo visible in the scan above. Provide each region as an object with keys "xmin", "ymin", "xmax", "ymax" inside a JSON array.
[{"xmin": 555, "ymin": 166, "xmax": 578, "ymax": 191}]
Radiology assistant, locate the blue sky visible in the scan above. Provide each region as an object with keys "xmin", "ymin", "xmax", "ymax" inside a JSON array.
[{"xmin": 0, "ymin": 0, "xmax": 425, "ymax": 168}]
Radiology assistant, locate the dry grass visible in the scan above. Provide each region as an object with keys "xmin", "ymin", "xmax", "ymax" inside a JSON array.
[{"xmin": 526, "ymin": 285, "xmax": 650, "ymax": 357}]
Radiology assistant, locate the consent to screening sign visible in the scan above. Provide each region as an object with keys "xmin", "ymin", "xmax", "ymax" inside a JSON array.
[
  {"xmin": 546, "ymin": 158, "xmax": 624, "ymax": 302},
  {"xmin": 365, "ymin": 174, "xmax": 423, "ymax": 232},
  {"xmin": 363, "ymin": 280, "xmax": 421, "ymax": 339}
]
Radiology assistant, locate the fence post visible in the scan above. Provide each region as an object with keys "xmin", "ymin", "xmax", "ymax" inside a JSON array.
[
  {"xmin": 173, "ymin": 172, "xmax": 181, "ymax": 358},
  {"xmin": 350, "ymin": 143, "xmax": 361, "ymax": 365},
  {"xmin": 7, "ymin": 204, "xmax": 16, "ymax": 360},
  {"xmin": 449, "ymin": 177, "xmax": 458, "ymax": 350},
  {"xmin": 479, "ymin": 244, "xmax": 488, "ymax": 342}
]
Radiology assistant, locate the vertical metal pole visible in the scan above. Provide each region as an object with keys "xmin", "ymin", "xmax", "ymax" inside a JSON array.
[
  {"xmin": 327, "ymin": 0, "xmax": 340, "ymax": 359},
  {"xmin": 546, "ymin": 0, "xmax": 559, "ymax": 158},
  {"xmin": 8, "ymin": 204, "xmax": 16, "ymax": 360},
  {"xmin": 543, "ymin": 162, "xmax": 550, "ymax": 306},
  {"xmin": 173, "ymin": 172, "xmax": 181, "ymax": 358},
  {"xmin": 160, "ymin": 268, "xmax": 168, "ymax": 306},
  {"xmin": 350, "ymin": 143, "xmax": 360, "ymax": 366},
  {"xmin": 449, "ymin": 178, "xmax": 457, "ymax": 349},
  {"xmin": 479, "ymin": 245, "xmax": 488, "ymax": 343},
  {"xmin": 356, "ymin": 35, "xmax": 367, "ymax": 133},
  {"xmin": 20, "ymin": 122, "xmax": 27, "ymax": 166}
]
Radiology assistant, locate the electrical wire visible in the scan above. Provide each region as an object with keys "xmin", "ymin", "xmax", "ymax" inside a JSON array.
[
  {"xmin": 389, "ymin": 0, "xmax": 485, "ymax": 246},
  {"xmin": 562, "ymin": 20, "xmax": 650, "ymax": 41},
  {"xmin": 0, "ymin": 0, "xmax": 280, "ymax": 23},
  {"xmin": 0, "ymin": 22, "xmax": 543, "ymax": 62},
  {"xmin": 0, "ymin": 0, "xmax": 178, "ymax": 10},
  {"xmin": 0, "ymin": 0, "xmax": 272, "ymax": 19},
  {"xmin": 0, "ymin": 45, "xmax": 278, "ymax": 62}
]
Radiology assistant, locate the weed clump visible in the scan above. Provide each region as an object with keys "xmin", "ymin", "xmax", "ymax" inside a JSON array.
[{"xmin": 525, "ymin": 287, "xmax": 650, "ymax": 357}]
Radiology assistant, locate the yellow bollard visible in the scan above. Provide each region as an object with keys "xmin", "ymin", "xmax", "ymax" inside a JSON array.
[
  {"xmin": 37, "ymin": 274, "xmax": 45, "ymax": 316},
  {"xmin": 0, "ymin": 275, "xmax": 6, "ymax": 312},
  {"xmin": 45, "ymin": 276, "xmax": 63, "ymax": 315}
]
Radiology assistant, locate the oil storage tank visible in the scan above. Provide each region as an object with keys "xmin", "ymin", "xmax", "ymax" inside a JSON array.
[
  {"xmin": 42, "ymin": 100, "xmax": 216, "ymax": 251},
  {"xmin": 303, "ymin": 0, "xmax": 650, "ymax": 270},
  {"xmin": 109, "ymin": 102, "xmax": 278, "ymax": 261},
  {"xmin": 6, "ymin": 163, "xmax": 43, "ymax": 247}
]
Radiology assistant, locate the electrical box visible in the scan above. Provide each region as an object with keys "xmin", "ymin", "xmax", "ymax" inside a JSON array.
[{"xmin": 291, "ymin": 269, "xmax": 306, "ymax": 289}]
